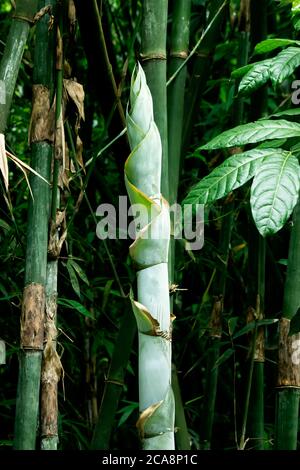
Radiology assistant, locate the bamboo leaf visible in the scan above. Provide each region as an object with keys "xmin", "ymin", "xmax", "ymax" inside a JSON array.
[
  {"xmin": 65, "ymin": 261, "xmax": 81, "ymax": 298},
  {"xmin": 250, "ymin": 152, "xmax": 300, "ymax": 236},
  {"xmin": 233, "ymin": 321, "xmax": 256, "ymax": 339},
  {"xmin": 270, "ymin": 47, "xmax": 300, "ymax": 86},
  {"xmin": 228, "ymin": 316, "xmax": 239, "ymax": 336},
  {"xmin": 200, "ymin": 120, "xmax": 300, "ymax": 150},
  {"xmin": 254, "ymin": 38, "xmax": 300, "ymax": 55},
  {"xmin": 238, "ymin": 60, "xmax": 272, "ymax": 96},
  {"xmin": 102, "ymin": 279, "xmax": 114, "ymax": 311},
  {"xmin": 57, "ymin": 298, "xmax": 94, "ymax": 319},
  {"xmin": 232, "ymin": 319, "xmax": 277, "ymax": 339},
  {"xmin": 68, "ymin": 259, "xmax": 89, "ymax": 285},
  {"xmin": 212, "ymin": 348, "xmax": 235, "ymax": 370},
  {"xmin": 257, "ymin": 319, "xmax": 279, "ymax": 326},
  {"xmin": 183, "ymin": 149, "xmax": 279, "ymax": 205},
  {"xmin": 267, "ymin": 108, "xmax": 300, "ymax": 118}
]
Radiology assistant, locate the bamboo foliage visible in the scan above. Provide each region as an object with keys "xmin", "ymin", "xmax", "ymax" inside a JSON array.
[{"xmin": 125, "ymin": 64, "xmax": 175, "ymax": 450}]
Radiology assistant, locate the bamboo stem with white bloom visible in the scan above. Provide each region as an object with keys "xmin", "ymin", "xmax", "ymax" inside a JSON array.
[{"xmin": 125, "ymin": 64, "xmax": 175, "ymax": 450}]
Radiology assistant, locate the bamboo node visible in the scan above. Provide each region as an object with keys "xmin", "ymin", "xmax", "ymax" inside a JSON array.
[
  {"xmin": 139, "ymin": 53, "xmax": 167, "ymax": 62},
  {"xmin": 169, "ymin": 51, "xmax": 188, "ymax": 59},
  {"xmin": 104, "ymin": 378, "xmax": 124, "ymax": 387},
  {"xmin": 12, "ymin": 14, "xmax": 35, "ymax": 24},
  {"xmin": 196, "ymin": 50, "xmax": 212, "ymax": 59},
  {"xmin": 277, "ymin": 318, "xmax": 300, "ymax": 387}
]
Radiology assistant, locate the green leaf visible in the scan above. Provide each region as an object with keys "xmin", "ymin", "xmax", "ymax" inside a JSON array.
[
  {"xmin": 257, "ymin": 139, "xmax": 287, "ymax": 149},
  {"xmin": 233, "ymin": 318, "xmax": 279, "ymax": 339},
  {"xmin": 250, "ymin": 152, "xmax": 300, "ymax": 236},
  {"xmin": 233, "ymin": 321, "xmax": 256, "ymax": 339},
  {"xmin": 0, "ymin": 219, "xmax": 10, "ymax": 231},
  {"xmin": 254, "ymin": 38, "xmax": 300, "ymax": 55},
  {"xmin": 102, "ymin": 279, "xmax": 114, "ymax": 311},
  {"xmin": 57, "ymin": 298, "xmax": 94, "ymax": 319},
  {"xmin": 268, "ymin": 108, "xmax": 300, "ymax": 118},
  {"xmin": 65, "ymin": 261, "xmax": 81, "ymax": 298},
  {"xmin": 228, "ymin": 316, "xmax": 239, "ymax": 336},
  {"xmin": 212, "ymin": 348, "xmax": 235, "ymax": 370},
  {"xmin": 257, "ymin": 318, "xmax": 279, "ymax": 326},
  {"xmin": 183, "ymin": 149, "xmax": 282, "ymax": 205},
  {"xmin": 289, "ymin": 308, "xmax": 300, "ymax": 335},
  {"xmin": 68, "ymin": 259, "xmax": 89, "ymax": 286},
  {"xmin": 117, "ymin": 403, "xmax": 139, "ymax": 427},
  {"xmin": 270, "ymin": 47, "xmax": 300, "ymax": 86},
  {"xmin": 200, "ymin": 120, "xmax": 300, "ymax": 150},
  {"xmin": 231, "ymin": 63, "xmax": 258, "ymax": 79},
  {"xmin": 238, "ymin": 60, "xmax": 272, "ymax": 96}
]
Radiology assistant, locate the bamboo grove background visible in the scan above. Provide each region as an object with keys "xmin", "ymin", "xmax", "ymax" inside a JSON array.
[{"xmin": 1, "ymin": 0, "xmax": 300, "ymax": 450}]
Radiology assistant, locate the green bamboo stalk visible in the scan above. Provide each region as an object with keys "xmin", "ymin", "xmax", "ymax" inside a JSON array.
[
  {"xmin": 141, "ymin": 0, "xmax": 168, "ymax": 200},
  {"xmin": 41, "ymin": 260, "xmax": 60, "ymax": 450},
  {"xmin": 247, "ymin": 1, "xmax": 268, "ymax": 448},
  {"xmin": 0, "ymin": 0, "xmax": 38, "ymax": 189},
  {"xmin": 13, "ymin": 0, "xmax": 54, "ymax": 450},
  {"xmin": 91, "ymin": 308, "xmax": 136, "ymax": 449},
  {"xmin": 171, "ymin": 364, "xmax": 190, "ymax": 450},
  {"xmin": 40, "ymin": 1, "xmax": 64, "ymax": 450},
  {"xmin": 125, "ymin": 64, "xmax": 175, "ymax": 450},
  {"xmin": 248, "ymin": 236, "xmax": 266, "ymax": 450},
  {"xmin": 167, "ymin": 0, "xmax": 191, "ymax": 207},
  {"xmin": 182, "ymin": 0, "xmax": 226, "ymax": 155},
  {"xmin": 241, "ymin": 240, "xmax": 265, "ymax": 450},
  {"xmin": 167, "ymin": 1, "xmax": 191, "ymax": 449},
  {"xmin": 275, "ymin": 198, "xmax": 300, "ymax": 450},
  {"xmin": 0, "ymin": 0, "xmax": 38, "ymax": 134}
]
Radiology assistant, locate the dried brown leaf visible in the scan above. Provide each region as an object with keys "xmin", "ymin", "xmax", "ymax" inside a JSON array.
[{"xmin": 64, "ymin": 79, "xmax": 85, "ymax": 124}]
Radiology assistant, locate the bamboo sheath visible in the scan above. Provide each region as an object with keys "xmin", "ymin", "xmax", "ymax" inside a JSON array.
[{"xmin": 125, "ymin": 65, "xmax": 175, "ymax": 450}]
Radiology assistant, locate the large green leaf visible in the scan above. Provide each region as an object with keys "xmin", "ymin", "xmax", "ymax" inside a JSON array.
[
  {"xmin": 200, "ymin": 119, "xmax": 300, "ymax": 150},
  {"xmin": 270, "ymin": 47, "xmax": 300, "ymax": 86},
  {"xmin": 183, "ymin": 149, "xmax": 278, "ymax": 205},
  {"xmin": 231, "ymin": 62, "xmax": 261, "ymax": 79},
  {"xmin": 254, "ymin": 38, "xmax": 300, "ymax": 55},
  {"xmin": 238, "ymin": 60, "xmax": 272, "ymax": 96},
  {"xmin": 250, "ymin": 152, "xmax": 300, "ymax": 236}
]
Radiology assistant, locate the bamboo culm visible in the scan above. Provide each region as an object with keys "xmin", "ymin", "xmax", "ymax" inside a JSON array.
[
  {"xmin": 13, "ymin": 0, "xmax": 55, "ymax": 450},
  {"xmin": 0, "ymin": 0, "xmax": 38, "ymax": 189},
  {"xmin": 125, "ymin": 64, "xmax": 175, "ymax": 450}
]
